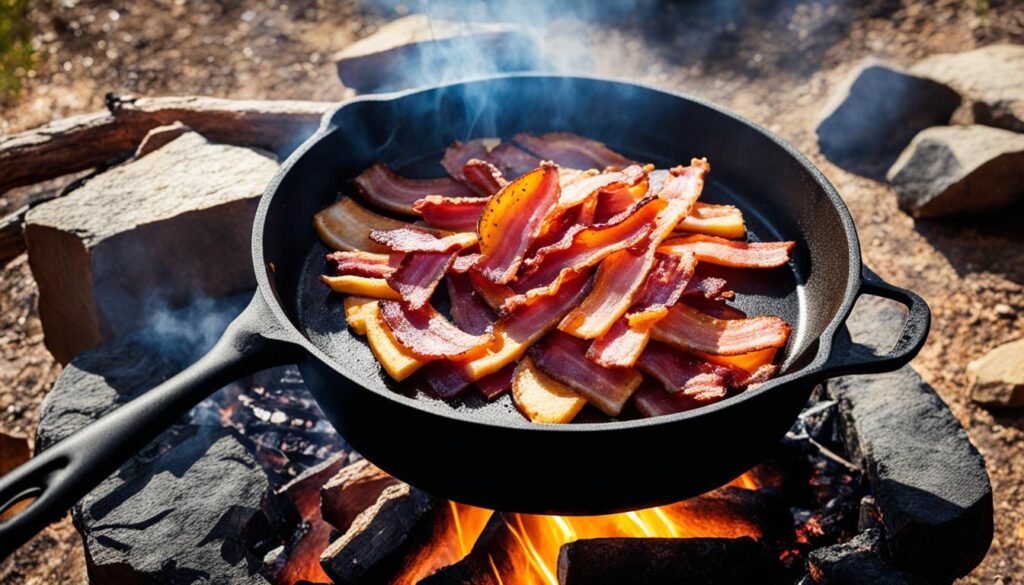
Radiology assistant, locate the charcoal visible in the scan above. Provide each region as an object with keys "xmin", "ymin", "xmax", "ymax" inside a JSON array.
[
  {"xmin": 824, "ymin": 297, "xmax": 993, "ymax": 580},
  {"xmin": 557, "ymin": 537, "xmax": 780, "ymax": 585},
  {"xmin": 807, "ymin": 529, "xmax": 913, "ymax": 585},
  {"xmin": 418, "ymin": 513, "xmax": 512, "ymax": 585}
]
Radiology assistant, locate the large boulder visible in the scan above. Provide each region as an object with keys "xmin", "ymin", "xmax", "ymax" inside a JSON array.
[
  {"xmin": 24, "ymin": 131, "xmax": 278, "ymax": 363},
  {"xmin": 912, "ymin": 44, "xmax": 1024, "ymax": 132},
  {"xmin": 886, "ymin": 124, "xmax": 1024, "ymax": 217},
  {"xmin": 967, "ymin": 337, "xmax": 1024, "ymax": 408},
  {"xmin": 816, "ymin": 61, "xmax": 961, "ymax": 178}
]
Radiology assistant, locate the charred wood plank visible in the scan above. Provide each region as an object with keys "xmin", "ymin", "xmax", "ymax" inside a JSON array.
[
  {"xmin": 0, "ymin": 95, "xmax": 332, "ymax": 196},
  {"xmin": 320, "ymin": 458, "xmax": 401, "ymax": 534},
  {"xmin": 557, "ymin": 537, "xmax": 779, "ymax": 585}
]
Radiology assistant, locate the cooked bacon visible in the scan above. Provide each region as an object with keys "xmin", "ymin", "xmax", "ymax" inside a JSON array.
[
  {"xmin": 462, "ymin": 159, "xmax": 506, "ymax": 196},
  {"xmin": 422, "ymin": 362, "xmax": 473, "ymax": 399},
  {"xmin": 387, "ymin": 250, "xmax": 457, "ymax": 310},
  {"xmin": 632, "ymin": 380, "xmax": 704, "ymax": 418},
  {"xmin": 370, "ymin": 227, "xmax": 476, "ymax": 253},
  {"xmin": 560, "ymin": 159, "xmax": 710, "ymax": 338},
  {"xmin": 476, "ymin": 362, "xmax": 517, "ymax": 400},
  {"xmin": 683, "ymin": 274, "xmax": 734, "ymax": 301},
  {"xmin": 413, "ymin": 196, "xmax": 488, "ymax": 232},
  {"xmin": 446, "ymin": 273, "xmax": 496, "ymax": 336},
  {"xmin": 736, "ymin": 363, "xmax": 779, "ymax": 387},
  {"xmin": 636, "ymin": 341, "xmax": 735, "ymax": 401},
  {"xmin": 682, "ymin": 296, "xmax": 747, "ymax": 320},
  {"xmin": 529, "ymin": 331, "xmax": 643, "ymax": 416},
  {"xmin": 468, "ymin": 271, "xmax": 514, "ymax": 310},
  {"xmin": 315, "ymin": 197, "xmax": 439, "ymax": 253},
  {"xmin": 558, "ymin": 165, "xmax": 646, "ymax": 209},
  {"xmin": 486, "ymin": 143, "xmax": 541, "ymax": 179},
  {"xmin": 677, "ymin": 204, "xmax": 746, "ymax": 239},
  {"xmin": 587, "ymin": 251, "xmax": 697, "ymax": 368},
  {"xmin": 660, "ymin": 234, "xmax": 795, "ymax": 268},
  {"xmin": 354, "ymin": 163, "xmax": 475, "ymax": 215},
  {"xmin": 513, "ymin": 132, "xmax": 636, "ymax": 171},
  {"xmin": 503, "ymin": 196, "xmax": 664, "ymax": 314},
  {"xmin": 451, "ymin": 253, "xmax": 480, "ymax": 273},
  {"xmin": 474, "ymin": 163, "xmax": 561, "ymax": 284},
  {"xmin": 378, "ymin": 301, "xmax": 493, "ymax": 360},
  {"xmin": 650, "ymin": 302, "xmax": 790, "ymax": 356},
  {"xmin": 326, "ymin": 251, "xmax": 397, "ymax": 279},
  {"xmin": 442, "ymin": 139, "xmax": 492, "ymax": 183}
]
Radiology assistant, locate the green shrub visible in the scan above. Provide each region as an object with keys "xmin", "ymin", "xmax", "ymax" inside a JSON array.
[{"xmin": 0, "ymin": 0, "xmax": 34, "ymax": 103}]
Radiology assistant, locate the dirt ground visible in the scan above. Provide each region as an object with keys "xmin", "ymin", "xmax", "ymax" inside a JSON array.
[{"xmin": 1, "ymin": 1, "xmax": 1022, "ymax": 584}]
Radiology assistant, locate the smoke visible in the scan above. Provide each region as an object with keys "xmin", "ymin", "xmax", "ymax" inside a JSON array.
[{"xmin": 136, "ymin": 292, "xmax": 251, "ymax": 367}]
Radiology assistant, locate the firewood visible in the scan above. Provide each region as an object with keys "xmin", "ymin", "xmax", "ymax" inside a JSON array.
[
  {"xmin": 320, "ymin": 458, "xmax": 400, "ymax": 533},
  {"xmin": 418, "ymin": 512, "xmax": 517, "ymax": 585},
  {"xmin": 0, "ymin": 95, "xmax": 333, "ymax": 196}
]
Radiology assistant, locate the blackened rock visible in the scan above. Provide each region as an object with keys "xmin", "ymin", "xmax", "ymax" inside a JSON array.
[
  {"xmin": 807, "ymin": 529, "xmax": 912, "ymax": 585},
  {"xmin": 887, "ymin": 125, "xmax": 1024, "ymax": 217},
  {"xmin": 824, "ymin": 299, "xmax": 993, "ymax": 580},
  {"xmin": 816, "ymin": 62, "xmax": 960, "ymax": 178}
]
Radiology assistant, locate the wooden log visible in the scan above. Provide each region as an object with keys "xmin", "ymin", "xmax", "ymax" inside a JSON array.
[
  {"xmin": 0, "ymin": 95, "xmax": 334, "ymax": 196},
  {"xmin": 557, "ymin": 537, "xmax": 779, "ymax": 585},
  {"xmin": 417, "ymin": 512, "xmax": 515, "ymax": 585},
  {"xmin": 320, "ymin": 458, "xmax": 400, "ymax": 533}
]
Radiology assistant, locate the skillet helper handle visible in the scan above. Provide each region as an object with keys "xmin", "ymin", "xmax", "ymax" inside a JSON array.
[
  {"xmin": 0, "ymin": 293, "xmax": 300, "ymax": 560},
  {"xmin": 815, "ymin": 266, "xmax": 931, "ymax": 379}
]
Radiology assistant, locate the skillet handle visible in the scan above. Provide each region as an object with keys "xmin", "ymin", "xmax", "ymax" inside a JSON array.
[
  {"xmin": 814, "ymin": 266, "xmax": 931, "ymax": 379},
  {"xmin": 0, "ymin": 292, "xmax": 302, "ymax": 560}
]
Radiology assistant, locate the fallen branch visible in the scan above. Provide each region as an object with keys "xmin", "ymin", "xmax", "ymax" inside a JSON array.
[{"xmin": 0, "ymin": 94, "xmax": 334, "ymax": 196}]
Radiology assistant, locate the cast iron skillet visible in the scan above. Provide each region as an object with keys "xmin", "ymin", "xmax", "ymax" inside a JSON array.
[{"xmin": 0, "ymin": 74, "xmax": 930, "ymax": 558}]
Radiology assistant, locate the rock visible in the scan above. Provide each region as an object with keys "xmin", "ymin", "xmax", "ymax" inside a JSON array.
[
  {"xmin": 967, "ymin": 338, "xmax": 1024, "ymax": 408},
  {"xmin": 886, "ymin": 125, "xmax": 1024, "ymax": 218},
  {"xmin": 35, "ymin": 293, "xmax": 295, "ymax": 585},
  {"xmin": 334, "ymin": 14, "xmax": 540, "ymax": 92},
  {"xmin": 824, "ymin": 294, "xmax": 993, "ymax": 581},
  {"xmin": 912, "ymin": 44, "xmax": 1024, "ymax": 132},
  {"xmin": 24, "ymin": 131, "xmax": 278, "ymax": 363},
  {"xmin": 816, "ymin": 62, "xmax": 960, "ymax": 178},
  {"xmin": 133, "ymin": 121, "xmax": 192, "ymax": 159},
  {"xmin": 807, "ymin": 529, "xmax": 912, "ymax": 585}
]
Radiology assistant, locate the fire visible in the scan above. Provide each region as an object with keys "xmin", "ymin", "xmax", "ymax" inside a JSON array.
[{"xmin": 440, "ymin": 473, "xmax": 761, "ymax": 585}]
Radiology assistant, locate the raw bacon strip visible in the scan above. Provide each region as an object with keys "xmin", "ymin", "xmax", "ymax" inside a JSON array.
[
  {"xmin": 486, "ymin": 142, "xmax": 541, "ymax": 179},
  {"xmin": 354, "ymin": 163, "xmax": 475, "ymax": 216},
  {"xmin": 442, "ymin": 139, "xmax": 492, "ymax": 183},
  {"xmin": 459, "ymin": 273, "xmax": 592, "ymax": 382},
  {"xmin": 504, "ymin": 197, "xmax": 664, "ymax": 314},
  {"xmin": 462, "ymin": 159, "xmax": 506, "ymax": 196},
  {"xmin": 636, "ymin": 341, "xmax": 735, "ymax": 401},
  {"xmin": 513, "ymin": 132, "xmax": 636, "ymax": 171},
  {"xmin": 378, "ymin": 301, "xmax": 493, "ymax": 361},
  {"xmin": 315, "ymin": 197, "xmax": 443, "ymax": 253},
  {"xmin": 633, "ymin": 380, "xmax": 704, "ymax": 418},
  {"xmin": 660, "ymin": 234, "xmax": 795, "ymax": 269},
  {"xmin": 587, "ymin": 251, "xmax": 697, "ymax": 368},
  {"xmin": 387, "ymin": 250, "xmax": 457, "ymax": 310},
  {"xmin": 476, "ymin": 362, "xmax": 517, "ymax": 400},
  {"xmin": 446, "ymin": 273, "xmax": 496, "ymax": 336},
  {"xmin": 677, "ymin": 204, "xmax": 746, "ymax": 239},
  {"xmin": 474, "ymin": 163, "xmax": 562, "ymax": 284},
  {"xmin": 413, "ymin": 196, "xmax": 488, "ymax": 232},
  {"xmin": 451, "ymin": 253, "xmax": 480, "ymax": 274},
  {"xmin": 560, "ymin": 159, "xmax": 711, "ymax": 338},
  {"xmin": 370, "ymin": 227, "xmax": 477, "ymax": 253},
  {"xmin": 529, "ymin": 331, "xmax": 643, "ymax": 417},
  {"xmin": 650, "ymin": 302, "xmax": 791, "ymax": 356},
  {"xmin": 326, "ymin": 251, "xmax": 397, "ymax": 279}
]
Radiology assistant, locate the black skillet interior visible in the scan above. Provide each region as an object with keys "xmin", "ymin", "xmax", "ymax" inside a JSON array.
[{"xmin": 265, "ymin": 75, "xmax": 854, "ymax": 429}]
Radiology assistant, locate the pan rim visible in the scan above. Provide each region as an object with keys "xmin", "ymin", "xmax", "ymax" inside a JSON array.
[{"xmin": 252, "ymin": 73, "xmax": 862, "ymax": 433}]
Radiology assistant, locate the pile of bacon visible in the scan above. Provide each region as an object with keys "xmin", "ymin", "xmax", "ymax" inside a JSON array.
[{"xmin": 316, "ymin": 132, "xmax": 794, "ymax": 424}]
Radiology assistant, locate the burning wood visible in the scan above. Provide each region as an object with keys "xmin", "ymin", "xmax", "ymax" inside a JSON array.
[{"xmin": 321, "ymin": 458, "xmax": 401, "ymax": 534}]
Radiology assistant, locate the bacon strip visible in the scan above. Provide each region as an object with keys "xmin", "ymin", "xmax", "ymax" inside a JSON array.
[
  {"xmin": 560, "ymin": 159, "xmax": 710, "ymax": 338},
  {"xmin": 513, "ymin": 132, "xmax": 636, "ymax": 171},
  {"xmin": 529, "ymin": 331, "xmax": 643, "ymax": 416},
  {"xmin": 503, "ymin": 197, "xmax": 664, "ymax": 314},
  {"xmin": 683, "ymin": 273, "xmax": 733, "ymax": 301},
  {"xmin": 636, "ymin": 341, "xmax": 735, "ymax": 401},
  {"xmin": 451, "ymin": 253, "xmax": 480, "ymax": 274},
  {"xmin": 557, "ymin": 165, "xmax": 646, "ymax": 209},
  {"xmin": 632, "ymin": 380, "xmax": 704, "ymax": 418},
  {"xmin": 462, "ymin": 159, "xmax": 506, "ymax": 196},
  {"xmin": 677, "ymin": 204, "xmax": 746, "ymax": 239},
  {"xmin": 378, "ymin": 301, "xmax": 493, "ymax": 360},
  {"xmin": 387, "ymin": 250, "xmax": 457, "ymax": 309},
  {"xmin": 476, "ymin": 363, "xmax": 517, "ymax": 400},
  {"xmin": 468, "ymin": 271, "xmax": 514, "ymax": 310},
  {"xmin": 315, "ymin": 197, "xmax": 441, "ymax": 253},
  {"xmin": 326, "ymin": 251, "xmax": 397, "ymax": 279},
  {"xmin": 486, "ymin": 143, "xmax": 541, "ymax": 179},
  {"xmin": 442, "ymin": 139, "xmax": 492, "ymax": 183},
  {"xmin": 650, "ymin": 302, "xmax": 791, "ymax": 356},
  {"xmin": 413, "ymin": 196, "xmax": 488, "ymax": 232},
  {"xmin": 355, "ymin": 163, "xmax": 475, "ymax": 215},
  {"xmin": 446, "ymin": 273, "xmax": 496, "ymax": 336},
  {"xmin": 587, "ymin": 251, "xmax": 697, "ymax": 368},
  {"xmin": 474, "ymin": 163, "xmax": 561, "ymax": 284},
  {"xmin": 370, "ymin": 228, "xmax": 477, "ymax": 253},
  {"xmin": 660, "ymin": 234, "xmax": 795, "ymax": 268}
]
